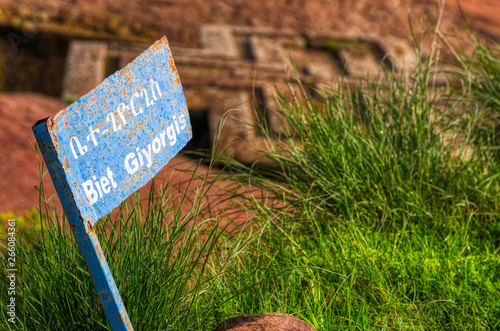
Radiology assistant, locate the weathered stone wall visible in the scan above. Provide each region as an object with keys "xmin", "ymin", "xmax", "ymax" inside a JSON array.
[
  {"xmin": 62, "ymin": 25, "xmax": 415, "ymax": 163},
  {"xmin": 61, "ymin": 41, "xmax": 107, "ymax": 101},
  {"xmin": 0, "ymin": 30, "xmax": 69, "ymax": 96}
]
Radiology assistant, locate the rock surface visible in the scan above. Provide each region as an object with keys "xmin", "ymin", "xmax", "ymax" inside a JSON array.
[
  {"xmin": 0, "ymin": 0, "xmax": 498, "ymax": 47},
  {"xmin": 0, "ymin": 93, "xmax": 63, "ymax": 215},
  {"xmin": 214, "ymin": 313, "xmax": 316, "ymax": 331}
]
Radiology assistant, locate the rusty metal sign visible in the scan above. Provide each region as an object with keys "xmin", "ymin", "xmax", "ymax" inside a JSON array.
[{"xmin": 33, "ymin": 37, "xmax": 191, "ymax": 330}]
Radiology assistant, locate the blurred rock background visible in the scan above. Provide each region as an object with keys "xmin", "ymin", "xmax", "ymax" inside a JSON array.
[{"xmin": 0, "ymin": 0, "xmax": 498, "ymax": 215}]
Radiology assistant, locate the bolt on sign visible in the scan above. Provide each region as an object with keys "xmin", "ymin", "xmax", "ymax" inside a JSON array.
[{"xmin": 33, "ymin": 37, "xmax": 191, "ymax": 330}]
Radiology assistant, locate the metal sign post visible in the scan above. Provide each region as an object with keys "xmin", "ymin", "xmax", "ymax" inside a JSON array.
[{"xmin": 32, "ymin": 37, "xmax": 191, "ymax": 330}]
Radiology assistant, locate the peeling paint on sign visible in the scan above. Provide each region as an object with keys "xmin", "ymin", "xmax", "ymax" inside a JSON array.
[{"xmin": 36, "ymin": 36, "xmax": 191, "ymax": 226}]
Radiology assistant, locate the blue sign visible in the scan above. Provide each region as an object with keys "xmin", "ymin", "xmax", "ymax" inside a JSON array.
[
  {"xmin": 39, "ymin": 36, "xmax": 191, "ymax": 225},
  {"xmin": 33, "ymin": 37, "xmax": 191, "ymax": 330}
]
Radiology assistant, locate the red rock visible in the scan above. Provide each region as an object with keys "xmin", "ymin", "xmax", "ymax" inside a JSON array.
[{"xmin": 214, "ymin": 313, "xmax": 317, "ymax": 331}]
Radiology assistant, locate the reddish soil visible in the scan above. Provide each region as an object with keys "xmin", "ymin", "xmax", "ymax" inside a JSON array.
[
  {"xmin": 447, "ymin": 0, "xmax": 500, "ymax": 38},
  {"xmin": 0, "ymin": 93, "xmax": 64, "ymax": 215}
]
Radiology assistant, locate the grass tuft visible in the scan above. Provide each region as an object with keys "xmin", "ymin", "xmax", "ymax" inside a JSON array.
[{"xmin": 218, "ymin": 39, "xmax": 500, "ymax": 329}]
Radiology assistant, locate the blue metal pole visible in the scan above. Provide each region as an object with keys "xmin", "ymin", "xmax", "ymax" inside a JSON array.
[{"xmin": 33, "ymin": 119, "xmax": 133, "ymax": 331}]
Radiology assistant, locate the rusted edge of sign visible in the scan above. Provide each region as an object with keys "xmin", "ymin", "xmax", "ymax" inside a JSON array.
[
  {"xmin": 33, "ymin": 117, "xmax": 97, "ymax": 230},
  {"xmin": 43, "ymin": 35, "xmax": 190, "ymax": 225},
  {"xmin": 33, "ymin": 119, "xmax": 133, "ymax": 330}
]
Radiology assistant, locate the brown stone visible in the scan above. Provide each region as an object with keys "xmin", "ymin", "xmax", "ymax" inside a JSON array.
[
  {"xmin": 214, "ymin": 312, "xmax": 317, "ymax": 331},
  {"xmin": 61, "ymin": 41, "xmax": 107, "ymax": 100}
]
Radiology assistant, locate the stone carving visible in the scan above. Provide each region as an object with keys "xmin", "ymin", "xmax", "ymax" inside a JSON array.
[{"xmin": 62, "ymin": 25, "xmax": 415, "ymax": 162}]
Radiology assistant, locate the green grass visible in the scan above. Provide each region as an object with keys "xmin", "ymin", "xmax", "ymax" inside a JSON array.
[
  {"xmin": 213, "ymin": 41, "xmax": 500, "ymax": 329},
  {"xmin": 453, "ymin": 33, "xmax": 500, "ymax": 156},
  {"xmin": 0, "ymin": 161, "xmax": 253, "ymax": 330},
  {"xmin": 1, "ymin": 35, "xmax": 500, "ymax": 330}
]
